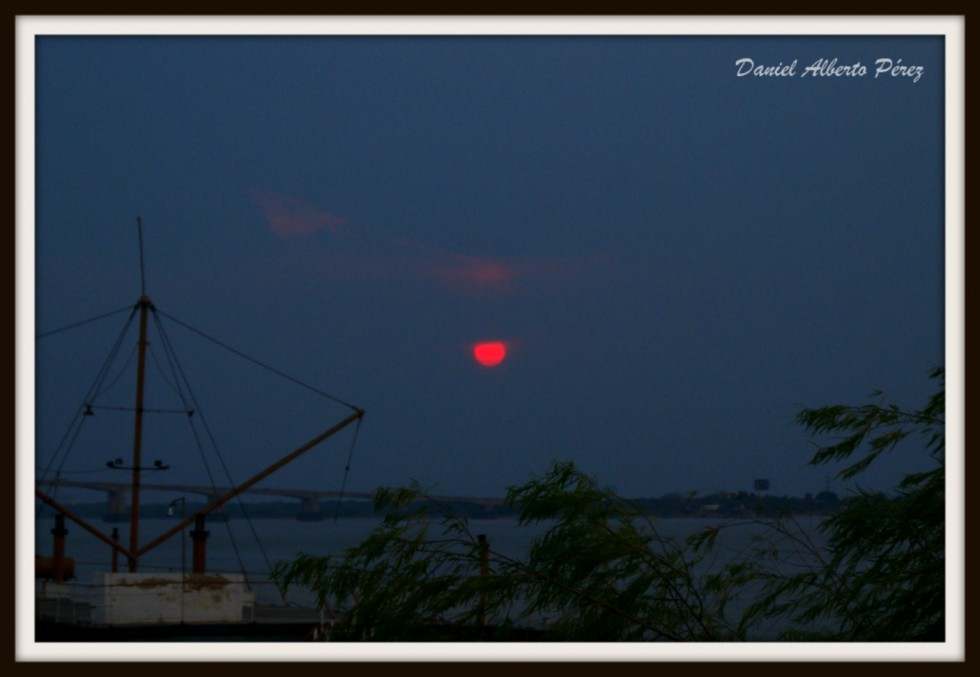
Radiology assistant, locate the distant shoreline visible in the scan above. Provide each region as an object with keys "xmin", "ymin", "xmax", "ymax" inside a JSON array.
[{"xmin": 36, "ymin": 490, "xmax": 843, "ymax": 522}]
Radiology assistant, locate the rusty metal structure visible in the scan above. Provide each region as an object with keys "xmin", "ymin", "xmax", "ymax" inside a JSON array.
[{"xmin": 35, "ymin": 217, "xmax": 364, "ymax": 581}]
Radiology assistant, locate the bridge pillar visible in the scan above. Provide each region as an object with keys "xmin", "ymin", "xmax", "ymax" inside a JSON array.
[
  {"xmin": 297, "ymin": 495, "xmax": 325, "ymax": 521},
  {"xmin": 103, "ymin": 488, "xmax": 130, "ymax": 522}
]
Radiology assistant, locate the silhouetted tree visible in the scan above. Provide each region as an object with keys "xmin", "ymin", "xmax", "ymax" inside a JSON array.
[{"xmin": 741, "ymin": 366, "xmax": 945, "ymax": 640}]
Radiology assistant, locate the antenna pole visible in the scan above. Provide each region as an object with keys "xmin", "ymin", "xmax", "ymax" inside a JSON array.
[{"xmin": 137, "ymin": 216, "xmax": 146, "ymax": 296}]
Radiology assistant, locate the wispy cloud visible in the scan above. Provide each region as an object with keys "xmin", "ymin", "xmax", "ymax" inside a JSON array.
[
  {"xmin": 401, "ymin": 241, "xmax": 519, "ymax": 294},
  {"xmin": 253, "ymin": 191, "xmax": 346, "ymax": 238},
  {"xmin": 253, "ymin": 191, "xmax": 608, "ymax": 296},
  {"xmin": 429, "ymin": 256, "xmax": 514, "ymax": 286}
]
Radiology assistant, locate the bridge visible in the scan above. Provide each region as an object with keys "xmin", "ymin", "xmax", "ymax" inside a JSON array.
[{"xmin": 36, "ymin": 479, "xmax": 506, "ymax": 522}]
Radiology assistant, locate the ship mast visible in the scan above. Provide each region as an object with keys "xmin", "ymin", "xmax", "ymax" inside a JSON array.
[{"xmin": 128, "ymin": 217, "xmax": 150, "ymax": 571}]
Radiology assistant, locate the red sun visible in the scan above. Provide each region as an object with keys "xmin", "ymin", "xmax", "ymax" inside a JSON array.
[{"xmin": 473, "ymin": 341, "xmax": 507, "ymax": 367}]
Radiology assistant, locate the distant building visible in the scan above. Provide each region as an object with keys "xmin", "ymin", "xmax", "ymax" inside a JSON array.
[{"xmin": 698, "ymin": 503, "xmax": 721, "ymax": 517}]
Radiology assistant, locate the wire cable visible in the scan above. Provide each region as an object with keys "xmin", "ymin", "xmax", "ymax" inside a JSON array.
[
  {"xmin": 152, "ymin": 309, "xmax": 273, "ymax": 592},
  {"xmin": 333, "ymin": 414, "xmax": 364, "ymax": 521},
  {"xmin": 156, "ymin": 309, "xmax": 360, "ymax": 411},
  {"xmin": 38, "ymin": 305, "xmax": 139, "ymax": 489},
  {"xmin": 93, "ymin": 343, "xmax": 137, "ymax": 400},
  {"xmin": 36, "ymin": 304, "xmax": 136, "ymax": 339}
]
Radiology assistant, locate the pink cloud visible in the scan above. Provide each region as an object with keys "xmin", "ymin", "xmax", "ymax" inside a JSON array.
[
  {"xmin": 250, "ymin": 192, "xmax": 610, "ymax": 296},
  {"xmin": 253, "ymin": 191, "xmax": 346, "ymax": 239},
  {"xmin": 428, "ymin": 256, "xmax": 515, "ymax": 287},
  {"xmin": 422, "ymin": 250, "xmax": 606, "ymax": 296}
]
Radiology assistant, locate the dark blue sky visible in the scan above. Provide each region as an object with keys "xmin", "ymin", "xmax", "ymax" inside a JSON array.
[{"xmin": 32, "ymin": 32, "xmax": 946, "ymax": 500}]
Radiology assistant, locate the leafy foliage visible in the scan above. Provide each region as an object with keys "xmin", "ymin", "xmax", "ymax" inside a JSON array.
[
  {"xmin": 273, "ymin": 466, "xmax": 744, "ymax": 641},
  {"xmin": 273, "ymin": 368, "xmax": 946, "ymax": 642},
  {"xmin": 742, "ymin": 367, "xmax": 945, "ymax": 640},
  {"xmin": 504, "ymin": 462, "xmax": 740, "ymax": 641}
]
